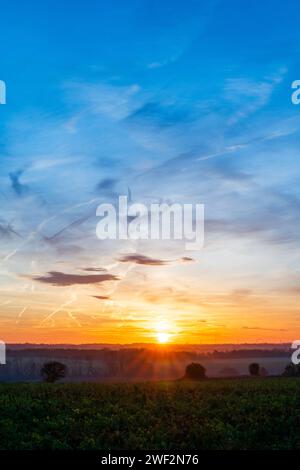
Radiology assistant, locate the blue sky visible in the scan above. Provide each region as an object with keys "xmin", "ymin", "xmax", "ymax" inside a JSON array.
[{"xmin": 0, "ymin": 0, "xmax": 300, "ymax": 343}]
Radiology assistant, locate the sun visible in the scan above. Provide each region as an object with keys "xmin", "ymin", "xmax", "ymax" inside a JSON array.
[
  {"xmin": 155, "ymin": 320, "xmax": 171, "ymax": 344},
  {"xmin": 156, "ymin": 331, "xmax": 170, "ymax": 344}
]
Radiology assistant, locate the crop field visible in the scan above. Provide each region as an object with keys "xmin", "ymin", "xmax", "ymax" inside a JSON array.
[{"xmin": 0, "ymin": 378, "xmax": 300, "ymax": 450}]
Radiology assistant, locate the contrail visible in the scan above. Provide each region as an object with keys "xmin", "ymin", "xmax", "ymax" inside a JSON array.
[
  {"xmin": 1, "ymin": 197, "xmax": 101, "ymax": 265},
  {"xmin": 43, "ymin": 214, "xmax": 93, "ymax": 243},
  {"xmin": 16, "ymin": 306, "xmax": 27, "ymax": 324},
  {"xmin": 39, "ymin": 293, "xmax": 77, "ymax": 326}
]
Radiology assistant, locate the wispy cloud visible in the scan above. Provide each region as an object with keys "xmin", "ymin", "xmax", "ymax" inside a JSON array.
[
  {"xmin": 118, "ymin": 254, "xmax": 170, "ymax": 266},
  {"xmin": 9, "ymin": 169, "xmax": 29, "ymax": 197},
  {"xmin": 242, "ymin": 326, "xmax": 287, "ymax": 332},
  {"xmin": 92, "ymin": 295, "xmax": 110, "ymax": 300},
  {"xmin": 224, "ymin": 68, "xmax": 287, "ymax": 124},
  {"xmin": 0, "ymin": 220, "xmax": 22, "ymax": 239},
  {"xmin": 32, "ymin": 271, "xmax": 119, "ymax": 286}
]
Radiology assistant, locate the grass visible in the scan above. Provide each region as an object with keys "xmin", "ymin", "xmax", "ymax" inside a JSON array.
[{"xmin": 0, "ymin": 377, "xmax": 300, "ymax": 449}]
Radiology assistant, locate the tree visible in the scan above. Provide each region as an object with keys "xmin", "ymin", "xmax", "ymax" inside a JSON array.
[
  {"xmin": 282, "ymin": 362, "xmax": 300, "ymax": 377},
  {"xmin": 184, "ymin": 362, "xmax": 206, "ymax": 380},
  {"xmin": 41, "ymin": 361, "xmax": 67, "ymax": 383},
  {"xmin": 260, "ymin": 367, "xmax": 268, "ymax": 377},
  {"xmin": 249, "ymin": 362, "xmax": 260, "ymax": 376}
]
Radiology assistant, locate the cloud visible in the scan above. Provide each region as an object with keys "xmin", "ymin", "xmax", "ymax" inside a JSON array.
[
  {"xmin": 0, "ymin": 220, "xmax": 22, "ymax": 239},
  {"xmin": 65, "ymin": 82, "xmax": 142, "ymax": 121},
  {"xmin": 118, "ymin": 254, "xmax": 169, "ymax": 266},
  {"xmin": 43, "ymin": 215, "xmax": 92, "ymax": 244},
  {"xmin": 224, "ymin": 68, "xmax": 287, "ymax": 124},
  {"xmin": 118, "ymin": 254, "xmax": 195, "ymax": 266},
  {"xmin": 9, "ymin": 169, "xmax": 29, "ymax": 196},
  {"xmin": 181, "ymin": 256, "xmax": 195, "ymax": 263},
  {"xmin": 231, "ymin": 289, "xmax": 252, "ymax": 297},
  {"xmin": 147, "ymin": 51, "xmax": 183, "ymax": 70},
  {"xmin": 126, "ymin": 101, "xmax": 193, "ymax": 128},
  {"xmin": 242, "ymin": 326, "xmax": 287, "ymax": 332},
  {"xmin": 92, "ymin": 295, "xmax": 110, "ymax": 300},
  {"xmin": 96, "ymin": 178, "xmax": 117, "ymax": 192},
  {"xmin": 32, "ymin": 271, "xmax": 119, "ymax": 286},
  {"xmin": 82, "ymin": 267, "xmax": 107, "ymax": 272},
  {"xmin": 56, "ymin": 245, "xmax": 84, "ymax": 255},
  {"xmin": 96, "ymin": 178, "xmax": 118, "ymax": 197},
  {"xmin": 205, "ymin": 188, "xmax": 300, "ymax": 246}
]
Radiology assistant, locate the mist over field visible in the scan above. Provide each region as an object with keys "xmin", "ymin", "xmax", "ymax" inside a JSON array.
[{"xmin": 0, "ymin": 345, "xmax": 292, "ymax": 382}]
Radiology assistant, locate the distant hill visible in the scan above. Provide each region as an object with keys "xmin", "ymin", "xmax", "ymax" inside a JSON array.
[{"xmin": 6, "ymin": 342, "xmax": 291, "ymax": 352}]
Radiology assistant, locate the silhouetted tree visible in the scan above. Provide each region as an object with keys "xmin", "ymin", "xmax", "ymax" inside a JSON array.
[
  {"xmin": 260, "ymin": 367, "xmax": 268, "ymax": 377},
  {"xmin": 249, "ymin": 362, "xmax": 260, "ymax": 376},
  {"xmin": 184, "ymin": 362, "xmax": 206, "ymax": 380},
  {"xmin": 41, "ymin": 361, "xmax": 67, "ymax": 383},
  {"xmin": 282, "ymin": 362, "xmax": 300, "ymax": 377}
]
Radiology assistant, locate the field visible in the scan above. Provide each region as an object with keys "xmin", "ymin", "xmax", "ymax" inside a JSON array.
[{"xmin": 0, "ymin": 378, "xmax": 300, "ymax": 450}]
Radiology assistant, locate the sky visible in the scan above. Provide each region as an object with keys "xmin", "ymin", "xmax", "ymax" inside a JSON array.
[{"xmin": 0, "ymin": 0, "xmax": 300, "ymax": 344}]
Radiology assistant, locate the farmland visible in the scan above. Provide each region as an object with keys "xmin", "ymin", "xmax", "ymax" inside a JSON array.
[{"xmin": 0, "ymin": 377, "xmax": 300, "ymax": 450}]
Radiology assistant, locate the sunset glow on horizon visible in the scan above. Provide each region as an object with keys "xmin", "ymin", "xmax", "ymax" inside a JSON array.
[
  {"xmin": 156, "ymin": 333, "xmax": 170, "ymax": 344},
  {"xmin": 0, "ymin": 1, "xmax": 299, "ymax": 347}
]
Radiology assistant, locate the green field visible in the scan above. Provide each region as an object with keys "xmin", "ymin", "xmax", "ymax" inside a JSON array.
[{"xmin": 0, "ymin": 378, "xmax": 300, "ymax": 450}]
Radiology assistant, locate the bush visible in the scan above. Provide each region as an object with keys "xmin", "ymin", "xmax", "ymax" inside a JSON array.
[
  {"xmin": 41, "ymin": 361, "xmax": 67, "ymax": 383},
  {"xmin": 249, "ymin": 363, "xmax": 260, "ymax": 376},
  {"xmin": 282, "ymin": 362, "xmax": 300, "ymax": 377},
  {"xmin": 260, "ymin": 367, "xmax": 268, "ymax": 377},
  {"xmin": 184, "ymin": 363, "xmax": 206, "ymax": 380}
]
